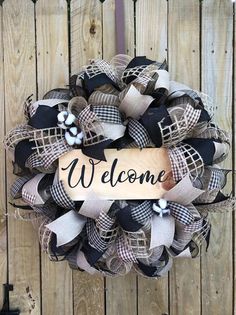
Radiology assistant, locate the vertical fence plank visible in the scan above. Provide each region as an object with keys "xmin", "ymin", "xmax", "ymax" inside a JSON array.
[
  {"xmin": 71, "ymin": 0, "xmax": 102, "ymax": 73},
  {"xmin": 0, "ymin": 3, "xmax": 7, "ymax": 309},
  {"xmin": 168, "ymin": 1, "xmax": 201, "ymax": 314},
  {"xmin": 36, "ymin": 1, "xmax": 73, "ymax": 314},
  {"xmin": 136, "ymin": 0, "xmax": 167, "ymax": 61},
  {"xmin": 102, "ymin": 1, "xmax": 137, "ymax": 315},
  {"xmin": 70, "ymin": 1, "xmax": 105, "ymax": 315},
  {"xmin": 135, "ymin": 1, "xmax": 169, "ymax": 314},
  {"xmin": 201, "ymin": 1, "xmax": 233, "ymax": 315},
  {"xmin": 3, "ymin": 0, "xmax": 41, "ymax": 314}
]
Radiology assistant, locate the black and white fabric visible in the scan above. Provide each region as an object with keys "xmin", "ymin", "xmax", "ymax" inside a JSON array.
[
  {"xmin": 183, "ymin": 218, "xmax": 204, "ymax": 233},
  {"xmin": 96, "ymin": 212, "xmax": 118, "ymax": 244},
  {"xmin": 131, "ymin": 201, "xmax": 152, "ymax": 225},
  {"xmin": 128, "ymin": 118, "xmax": 151, "ymax": 148},
  {"xmin": 78, "ymin": 105, "xmax": 98, "ymax": 124},
  {"xmin": 208, "ymin": 168, "xmax": 223, "ymax": 191},
  {"xmin": 92, "ymin": 105, "xmax": 123, "ymax": 125},
  {"xmin": 10, "ymin": 175, "xmax": 33, "ymax": 199},
  {"xmin": 86, "ymin": 218, "xmax": 108, "ymax": 252},
  {"xmin": 116, "ymin": 235, "xmax": 137, "ymax": 263},
  {"xmin": 50, "ymin": 180, "xmax": 75, "ymax": 210},
  {"xmin": 169, "ymin": 201, "xmax": 195, "ymax": 226}
]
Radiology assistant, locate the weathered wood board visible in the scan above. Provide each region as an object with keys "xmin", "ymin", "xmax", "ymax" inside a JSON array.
[
  {"xmin": 168, "ymin": 1, "xmax": 201, "ymax": 314},
  {"xmin": 3, "ymin": 1, "xmax": 41, "ymax": 314},
  {"xmin": 0, "ymin": 1, "xmax": 235, "ymax": 315},
  {"xmin": 201, "ymin": 1, "xmax": 233, "ymax": 315},
  {"xmin": 36, "ymin": 1, "xmax": 73, "ymax": 315}
]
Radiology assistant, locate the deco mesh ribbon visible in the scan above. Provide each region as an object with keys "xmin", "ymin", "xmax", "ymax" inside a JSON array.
[{"xmin": 4, "ymin": 55, "xmax": 234, "ymax": 278}]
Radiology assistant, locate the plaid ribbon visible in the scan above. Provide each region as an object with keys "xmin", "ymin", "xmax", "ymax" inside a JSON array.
[
  {"xmin": 131, "ymin": 201, "xmax": 152, "ymax": 225},
  {"xmin": 10, "ymin": 175, "xmax": 33, "ymax": 199},
  {"xmin": 87, "ymin": 212, "xmax": 117, "ymax": 252},
  {"xmin": 128, "ymin": 118, "xmax": 151, "ymax": 148},
  {"xmin": 116, "ymin": 235, "xmax": 137, "ymax": 263},
  {"xmin": 92, "ymin": 105, "xmax": 123, "ymax": 125},
  {"xmin": 78, "ymin": 105, "xmax": 97, "ymax": 124},
  {"xmin": 184, "ymin": 218, "xmax": 204, "ymax": 233},
  {"xmin": 169, "ymin": 201, "xmax": 195, "ymax": 226},
  {"xmin": 208, "ymin": 168, "xmax": 223, "ymax": 190},
  {"xmin": 50, "ymin": 180, "xmax": 75, "ymax": 210}
]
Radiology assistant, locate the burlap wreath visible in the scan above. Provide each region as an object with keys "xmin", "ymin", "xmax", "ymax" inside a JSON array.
[{"xmin": 4, "ymin": 55, "xmax": 233, "ymax": 278}]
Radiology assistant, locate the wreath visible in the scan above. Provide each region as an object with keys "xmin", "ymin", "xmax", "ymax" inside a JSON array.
[{"xmin": 4, "ymin": 55, "xmax": 233, "ymax": 278}]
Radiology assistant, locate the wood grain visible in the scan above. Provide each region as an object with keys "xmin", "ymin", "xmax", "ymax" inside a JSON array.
[
  {"xmin": 3, "ymin": 0, "xmax": 41, "ymax": 314},
  {"xmin": 0, "ymin": 4, "xmax": 7, "ymax": 309},
  {"xmin": 70, "ymin": 2, "xmax": 105, "ymax": 314},
  {"xmin": 102, "ymin": 3, "xmax": 137, "ymax": 315},
  {"xmin": 201, "ymin": 1, "xmax": 233, "ymax": 314},
  {"xmin": 106, "ymin": 274, "xmax": 137, "ymax": 315},
  {"xmin": 73, "ymin": 273, "xmax": 104, "ymax": 315},
  {"xmin": 36, "ymin": 1, "xmax": 73, "ymax": 314},
  {"xmin": 135, "ymin": 2, "xmax": 169, "ymax": 314},
  {"xmin": 136, "ymin": 0, "xmax": 167, "ymax": 61},
  {"xmin": 71, "ymin": 0, "xmax": 102, "ymax": 73},
  {"xmin": 137, "ymin": 276, "xmax": 168, "ymax": 315},
  {"xmin": 168, "ymin": 1, "xmax": 201, "ymax": 314},
  {"xmin": 1, "ymin": 2, "xmax": 235, "ymax": 315}
]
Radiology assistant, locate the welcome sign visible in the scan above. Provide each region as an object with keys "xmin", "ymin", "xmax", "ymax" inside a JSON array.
[{"xmin": 59, "ymin": 148, "xmax": 173, "ymax": 200}]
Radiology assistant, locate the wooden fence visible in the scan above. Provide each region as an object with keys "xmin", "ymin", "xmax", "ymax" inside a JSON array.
[{"xmin": 0, "ymin": 0, "xmax": 235, "ymax": 314}]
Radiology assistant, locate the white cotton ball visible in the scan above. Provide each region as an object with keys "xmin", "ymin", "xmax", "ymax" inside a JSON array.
[
  {"xmin": 57, "ymin": 111, "xmax": 67, "ymax": 122},
  {"xmin": 75, "ymin": 136, "xmax": 82, "ymax": 145},
  {"xmin": 159, "ymin": 199, "xmax": 167, "ymax": 209},
  {"xmin": 77, "ymin": 131, "xmax": 83, "ymax": 139},
  {"xmin": 69, "ymin": 126, "xmax": 77, "ymax": 136},
  {"xmin": 65, "ymin": 131, "xmax": 75, "ymax": 146},
  {"xmin": 65, "ymin": 113, "xmax": 76, "ymax": 126},
  {"xmin": 57, "ymin": 122, "xmax": 67, "ymax": 129}
]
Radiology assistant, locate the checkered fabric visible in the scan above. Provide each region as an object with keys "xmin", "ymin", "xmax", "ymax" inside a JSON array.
[
  {"xmin": 50, "ymin": 180, "xmax": 75, "ymax": 210},
  {"xmin": 96, "ymin": 212, "xmax": 118, "ymax": 243},
  {"xmin": 184, "ymin": 218, "xmax": 204, "ymax": 233},
  {"xmin": 128, "ymin": 118, "xmax": 151, "ymax": 148},
  {"xmin": 26, "ymin": 152, "xmax": 44, "ymax": 168},
  {"xmin": 86, "ymin": 218, "xmax": 108, "ymax": 252},
  {"xmin": 22, "ymin": 190, "xmax": 36, "ymax": 207},
  {"xmin": 92, "ymin": 105, "xmax": 123, "ymax": 125},
  {"xmin": 131, "ymin": 201, "xmax": 152, "ymax": 225},
  {"xmin": 24, "ymin": 94, "xmax": 33, "ymax": 119},
  {"xmin": 208, "ymin": 168, "xmax": 223, "ymax": 190},
  {"xmin": 116, "ymin": 235, "xmax": 137, "ymax": 263},
  {"xmin": 10, "ymin": 175, "xmax": 33, "ymax": 199},
  {"xmin": 169, "ymin": 201, "xmax": 195, "ymax": 226},
  {"xmin": 78, "ymin": 105, "xmax": 97, "ymax": 124}
]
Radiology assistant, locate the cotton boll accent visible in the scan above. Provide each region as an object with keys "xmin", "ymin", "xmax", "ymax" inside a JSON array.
[
  {"xmin": 65, "ymin": 127, "xmax": 83, "ymax": 146},
  {"xmin": 57, "ymin": 111, "xmax": 76, "ymax": 129},
  {"xmin": 153, "ymin": 199, "xmax": 170, "ymax": 217}
]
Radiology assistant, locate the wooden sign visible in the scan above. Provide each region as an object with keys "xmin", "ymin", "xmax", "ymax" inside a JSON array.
[{"xmin": 59, "ymin": 148, "xmax": 173, "ymax": 200}]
